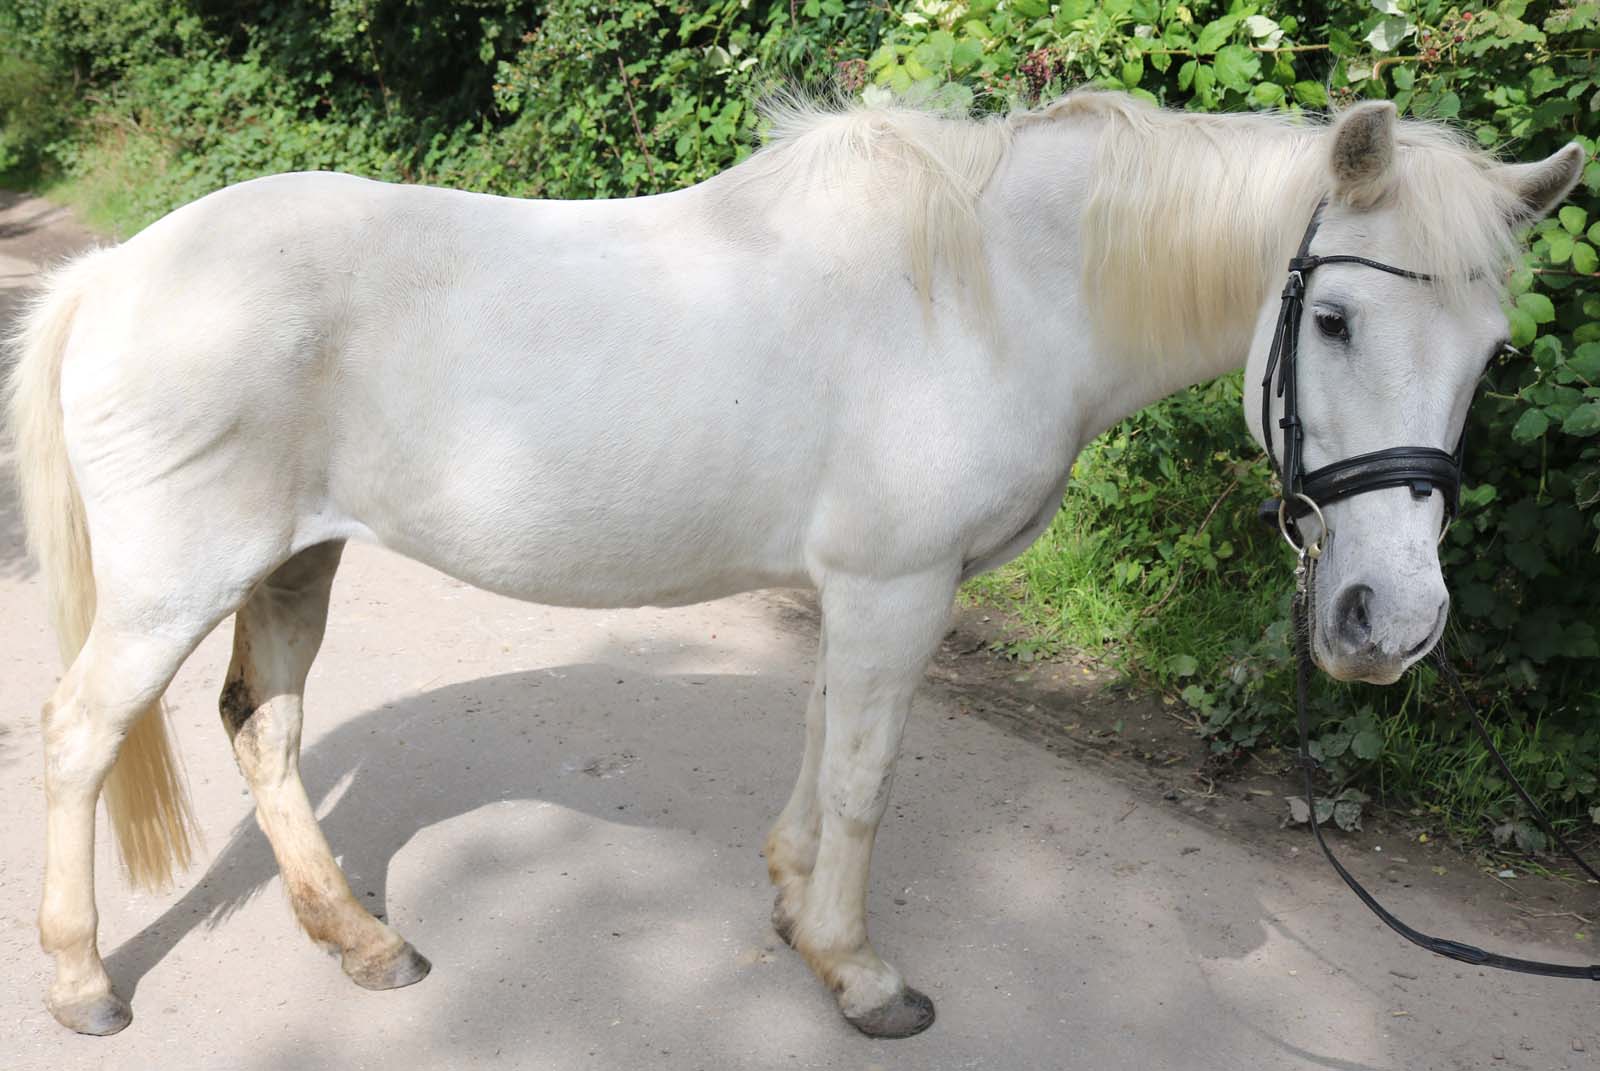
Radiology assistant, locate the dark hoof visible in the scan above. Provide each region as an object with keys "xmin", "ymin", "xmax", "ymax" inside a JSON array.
[
  {"xmin": 344, "ymin": 941, "xmax": 432, "ymax": 991},
  {"xmin": 771, "ymin": 893, "xmax": 797, "ymax": 948},
  {"xmin": 845, "ymin": 986, "xmax": 936, "ymax": 1039},
  {"xmin": 48, "ymin": 991, "xmax": 133, "ymax": 1036}
]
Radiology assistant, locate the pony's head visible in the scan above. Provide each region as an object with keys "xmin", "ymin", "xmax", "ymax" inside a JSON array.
[{"xmin": 1244, "ymin": 103, "xmax": 1583, "ymax": 684}]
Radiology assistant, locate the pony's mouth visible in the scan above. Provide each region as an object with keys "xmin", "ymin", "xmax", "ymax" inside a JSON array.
[{"xmin": 1312, "ymin": 600, "xmax": 1448, "ymax": 685}]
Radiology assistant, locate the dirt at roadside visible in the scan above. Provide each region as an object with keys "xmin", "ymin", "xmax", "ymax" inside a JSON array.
[{"xmin": 920, "ymin": 598, "xmax": 1600, "ymax": 960}]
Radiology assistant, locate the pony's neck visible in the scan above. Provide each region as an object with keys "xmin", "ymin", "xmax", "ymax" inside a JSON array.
[{"xmin": 994, "ymin": 101, "xmax": 1326, "ymax": 429}]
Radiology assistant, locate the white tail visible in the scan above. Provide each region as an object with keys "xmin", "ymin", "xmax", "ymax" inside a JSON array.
[{"xmin": 6, "ymin": 250, "xmax": 197, "ymax": 890}]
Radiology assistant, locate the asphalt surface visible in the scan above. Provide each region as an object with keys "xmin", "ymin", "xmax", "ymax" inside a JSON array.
[{"xmin": 0, "ymin": 191, "xmax": 1594, "ymax": 1070}]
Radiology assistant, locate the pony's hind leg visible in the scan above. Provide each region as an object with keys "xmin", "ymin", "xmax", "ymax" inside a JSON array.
[
  {"xmin": 40, "ymin": 628, "xmax": 209, "ymax": 1034},
  {"xmin": 766, "ymin": 632, "xmax": 825, "ymax": 946},
  {"xmin": 220, "ymin": 542, "xmax": 430, "ymax": 990},
  {"xmin": 787, "ymin": 568, "xmax": 957, "ymax": 1039}
]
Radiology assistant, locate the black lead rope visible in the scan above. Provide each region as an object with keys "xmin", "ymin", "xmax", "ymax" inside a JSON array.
[{"xmin": 1292, "ymin": 577, "xmax": 1600, "ymax": 980}]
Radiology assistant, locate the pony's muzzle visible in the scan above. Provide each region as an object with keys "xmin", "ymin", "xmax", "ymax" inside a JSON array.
[{"xmin": 1321, "ymin": 581, "xmax": 1448, "ymax": 684}]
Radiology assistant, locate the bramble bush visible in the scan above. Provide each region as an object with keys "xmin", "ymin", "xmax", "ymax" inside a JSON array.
[{"xmin": 1, "ymin": 0, "xmax": 1596, "ymax": 840}]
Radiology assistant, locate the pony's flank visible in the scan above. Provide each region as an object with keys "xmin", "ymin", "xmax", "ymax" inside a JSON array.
[{"xmin": 756, "ymin": 91, "xmax": 1527, "ymax": 359}]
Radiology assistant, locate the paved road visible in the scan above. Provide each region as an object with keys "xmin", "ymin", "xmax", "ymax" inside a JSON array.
[{"xmin": 0, "ymin": 193, "xmax": 1593, "ymax": 1070}]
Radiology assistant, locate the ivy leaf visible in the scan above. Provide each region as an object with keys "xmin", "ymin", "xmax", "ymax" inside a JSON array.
[
  {"xmin": 1511, "ymin": 408, "xmax": 1550, "ymax": 443},
  {"xmin": 1562, "ymin": 403, "xmax": 1600, "ymax": 437},
  {"xmin": 1517, "ymin": 292, "xmax": 1556, "ymax": 324},
  {"xmin": 1365, "ymin": 16, "xmax": 1412, "ymax": 53}
]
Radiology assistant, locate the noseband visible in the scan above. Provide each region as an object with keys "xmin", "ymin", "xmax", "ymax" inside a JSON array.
[
  {"xmin": 1262, "ymin": 201, "xmax": 1600, "ymax": 983},
  {"xmin": 1259, "ymin": 198, "xmax": 1463, "ymax": 553}
]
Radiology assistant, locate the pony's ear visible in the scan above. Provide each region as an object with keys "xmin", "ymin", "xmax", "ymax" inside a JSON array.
[
  {"xmin": 1496, "ymin": 143, "xmax": 1586, "ymax": 224},
  {"xmin": 1328, "ymin": 101, "xmax": 1397, "ymax": 208}
]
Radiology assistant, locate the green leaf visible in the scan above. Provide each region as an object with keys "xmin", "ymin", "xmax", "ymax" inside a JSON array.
[
  {"xmin": 1195, "ymin": 16, "xmax": 1238, "ymax": 54},
  {"xmin": 1351, "ymin": 730, "xmax": 1384, "ymax": 761},
  {"xmin": 1178, "ymin": 59, "xmax": 1197, "ymax": 91},
  {"xmin": 1517, "ymin": 292, "xmax": 1556, "ymax": 324},
  {"xmin": 1121, "ymin": 57, "xmax": 1144, "ymax": 88},
  {"xmin": 1560, "ymin": 204, "xmax": 1588, "ymax": 235},
  {"xmin": 1511, "ymin": 408, "xmax": 1550, "ymax": 442},
  {"xmin": 1547, "ymin": 230, "xmax": 1575, "ymax": 263},
  {"xmin": 1251, "ymin": 82, "xmax": 1285, "ymax": 106},
  {"xmin": 1212, "ymin": 44, "xmax": 1261, "ymax": 91},
  {"xmin": 1243, "ymin": 15, "xmax": 1279, "ymax": 38},
  {"xmin": 1562, "ymin": 403, "xmax": 1600, "ymax": 437},
  {"xmin": 1167, "ymin": 653, "xmax": 1199, "ymax": 678},
  {"xmin": 1293, "ymin": 81, "xmax": 1328, "ymax": 107},
  {"xmin": 1574, "ymin": 243, "xmax": 1598, "ymax": 275},
  {"xmin": 1570, "ymin": 343, "xmax": 1600, "ymax": 380},
  {"xmin": 1365, "ymin": 15, "xmax": 1412, "ymax": 52}
]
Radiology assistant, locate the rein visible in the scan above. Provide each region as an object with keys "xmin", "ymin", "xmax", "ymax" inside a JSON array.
[{"xmin": 1263, "ymin": 201, "xmax": 1600, "ymax": 982}]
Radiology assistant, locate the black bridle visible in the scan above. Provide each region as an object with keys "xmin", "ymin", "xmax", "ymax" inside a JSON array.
[
  {"xmin": 1260, "ymin": 198, "xmax": 1464, "ymax": 536},
  {"xmin": 1262, "ymin": 201, "xmax": 1600, "ymax": 982}
]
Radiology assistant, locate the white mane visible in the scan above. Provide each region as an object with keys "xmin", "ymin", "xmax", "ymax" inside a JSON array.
[{"xmin": 754, "ymin": 91, "xmax": 1526, "ymax": 356}]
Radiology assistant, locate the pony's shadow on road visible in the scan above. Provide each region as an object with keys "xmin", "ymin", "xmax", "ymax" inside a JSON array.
[
  {"xmin": 0, "ymin": 448, "xmax": 33, "ymax": 581},
  {"xmin": 103, "ymin": 663, "xmax": 790, "ymax": 995},
  {"xmin": 97, "ymin": 657, "xmax": 1394, "ymax": 1070}
]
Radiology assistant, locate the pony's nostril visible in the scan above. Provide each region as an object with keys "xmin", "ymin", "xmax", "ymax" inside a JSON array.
[{"xmin": 1334, "ymin": 584, "xmax": 1375, "ymax": 649}]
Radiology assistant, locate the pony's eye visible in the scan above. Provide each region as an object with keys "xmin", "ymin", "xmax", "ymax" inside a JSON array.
[{"xmin": 1315, "ymin": 310, "xmax": 1349, "ymax": 341}]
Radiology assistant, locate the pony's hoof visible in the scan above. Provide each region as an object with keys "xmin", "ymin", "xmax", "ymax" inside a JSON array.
[
  {"xmin": 844, "ymin": 986, "xmax": 936, "ymax": 1039},
  {"xmin": 48, "ymin": 991, "xmax": 133, "ymax": 1036},
  {"xmin": 343, "ymin": 941, "xmax": 432, "ymax": 991},
  {"xmin": 771, "ymin": 892, "xmax": 798, "ymax": 948}
]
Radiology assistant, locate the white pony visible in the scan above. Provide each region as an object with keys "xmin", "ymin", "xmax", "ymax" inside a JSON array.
[{"xmin": 7, "ymin": 91, "xmax": 1582, "ymax": 1037}]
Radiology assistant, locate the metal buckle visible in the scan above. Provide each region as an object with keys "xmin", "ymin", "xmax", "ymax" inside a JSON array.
[{"xmin": 1278, "ymin": 493, "xmax": 1326, "ymax": 560}]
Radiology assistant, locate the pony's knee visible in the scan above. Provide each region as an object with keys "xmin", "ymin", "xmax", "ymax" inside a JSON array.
[{"xmin": 820, "ymin": 751, "xmax": 898, "ymax": 824}]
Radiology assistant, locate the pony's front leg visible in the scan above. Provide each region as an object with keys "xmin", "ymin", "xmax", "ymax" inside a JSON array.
[
  {"xmin": 789, "ymin": 569, "xmax": 955, "ymax": 1039},
  {"xmin": 766, "ymin": 633, "xmax": 825, "ymax": 945}
]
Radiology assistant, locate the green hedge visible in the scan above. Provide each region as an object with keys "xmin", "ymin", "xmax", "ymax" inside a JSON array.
[{"xmin": 2, "ymin": 0, "xmax": 1596, "ymax": 838}]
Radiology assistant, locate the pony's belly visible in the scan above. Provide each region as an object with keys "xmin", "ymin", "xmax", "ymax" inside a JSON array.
[{"xmin": 345, "ymin": 476, "xmax": 811, "ymax": 609}]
